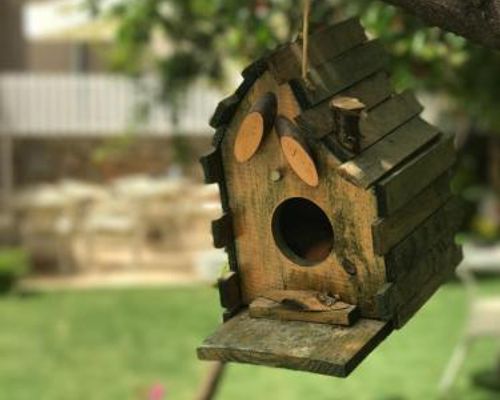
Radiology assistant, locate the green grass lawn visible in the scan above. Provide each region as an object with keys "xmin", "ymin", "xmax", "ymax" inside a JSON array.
[{"xmin": 0, "ymin": 281, "xmax": 499, "ymax": 400}]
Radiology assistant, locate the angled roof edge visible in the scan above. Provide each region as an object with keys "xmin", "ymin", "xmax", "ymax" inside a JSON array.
[
  {"xmin": 209, "ymin": 17, "xmax": 372, "ymax": 134},
  {"xmin": 338, "ymin": 117, "xmax": 442, "ymax": 189}
]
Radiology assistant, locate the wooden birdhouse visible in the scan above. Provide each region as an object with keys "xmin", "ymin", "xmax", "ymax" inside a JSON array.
[{"xmin": 197, "ymin": 18, "xmax": 463, "ymax": 377}]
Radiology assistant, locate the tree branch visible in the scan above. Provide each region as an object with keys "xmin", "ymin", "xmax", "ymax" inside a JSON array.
[{"xmin": 382, "ymin": 0, "xmax": 500, "ymax": 49}]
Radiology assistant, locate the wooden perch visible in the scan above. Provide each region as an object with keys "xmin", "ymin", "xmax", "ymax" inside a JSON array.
[
  {"xmin": 275, "ymin": 116, "xmax": 319, "ymax": 187},
  {"xmin": 382, "ymin": 0, "xmax": 500, "ymax": 49},
  {"xmin": 234, "ymin": 92, "xmax": 277, "ymax": 163},
  {"xmin": 249, "ymin": 290, "xmax": 360, "ymax": 327}
]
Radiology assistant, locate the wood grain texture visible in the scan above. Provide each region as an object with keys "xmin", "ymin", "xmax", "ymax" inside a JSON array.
[
  {"xmin": 331, "ymin": 97, "xmax": 366, "ymax": 111},
  {"xmin": 377, "ymin": 241, "xmax": 462, "ymax": 322},
  {"xmin": 218, "ymin": 271, "xmax": 242, "ymax": 311},
  {"xmin": 234, "ymin": 92, "xmax": 277, "ymax": 163},
  {"xmin": 210, "ymin": 59, "xmax": 268, "ymax": 130},
  {"xmin": 376, "ymin": 133, "xmax": 457, "ymax": 216},
  {"xmin": 267, "ymin": 18, "xmax": 367, "ymax": 84},
  {"xmin": 372, "ymin": 172, "xmax": 453, "ymax": 255},
  {"xmin": 338, "ymin": 117, "xmax": 441, "ymax": 189},
  {"xmin": 210, "ymin": 95, "xmax": 242, "ymax": 129},
  {"xmin": 211, "ymin": 213, "xmax": 234, "ymax": 249},
  {"xmin": 197, "ymin": 310, "xmax": 392, "ymax": 377},
  {"xmin": 278, "ymin": 84, "xmax": 302, "ymax": 119},
  {"xmin": 296, "ymin": 71, "xmax": 392, "ymax": 140},
  {"xmin": 258, "ymin": 290, "xmax": 342, "ymax": 311},
  {"xmin": 234, "ymin": 113, "xmax": 265, "ymax": 162},
  {"xmin": 249, "ymin": 297, "xmax": 360, "ymax": 326},
  {"xmin": 306, "ymin": 90, "xmax": 423, "ymax": 158},
  {"xmin": 220, "ymin": 71, "xmax": 386, "ymax": 318},
  {"xmin": 300, "ymin": 40, "xmax": 389, "ymax": 106},
  {"xmin": 241, "ymin": 58, "xmax": 268, "ymax": 81},
  {"xmin": 358, "ymin": 90, "xmax": 423, "ymax": 150},
  {"xmin": 393, "ymin": 244, "xmax": 462, "ymax": 328},
  {"xmin": 200, "ymin": 148, "xmax": 224, "ymax": 185},
  {"xmin": 385, "ymin": 198, "xmax": 463, "ymax": 281},
  {"xmin": 276, "ymin": 116, "xmax": 319, "ymax": 187}
]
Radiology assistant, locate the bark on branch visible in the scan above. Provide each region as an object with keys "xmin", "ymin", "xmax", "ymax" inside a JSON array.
[{"xmin": 382, "ymin": 0, "xmax": 500, "ymax": 49}]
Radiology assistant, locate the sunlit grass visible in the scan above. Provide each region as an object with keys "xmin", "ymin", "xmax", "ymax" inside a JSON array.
[{"xmin": 0, "ymin": 281, "xmax": 498, "ymax": 400}]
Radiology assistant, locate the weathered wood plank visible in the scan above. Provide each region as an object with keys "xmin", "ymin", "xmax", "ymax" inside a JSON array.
[
  {"xmin": 235, "ymin": 60, "xmax": 268, "ymax": 101},
  {"xmin": 241, "ymin": 58, "xmax": 268, "ymax": 81},
  {"xmin": 372, "ymin": 172, "xmax": 453, "ymax": 255},
  {"xmin": 197, "ymin": 311, "xmax": 392, "ymax": 377},
  {"xmin": 210, "ymin": 95, "xmax": 241, "ymax": 128},
  {"xmin": 267, "ymin": 18, "xmax": 367, "ymax": 84},
  {"xmin": 374, "ymin": 283, "xmax": 393, "ymax": 320},
  {"xmin": 296, "ymin": 71, "xmax": 392, "ymax": 140},
  {"xmin": 376, "ymin": 133, "xmax": 457, "ymax": 216},
  {"xmin": 377, "ymin": 241, "xmax": 462, "ymax": 321},
  {"xmin": 249, "ymin": 297, "xmax": 360, "ymax": 326},
  {"xmin": 212, "ymin": 125, "xmax": 227, "ymax": 148},
  {"xmin": 317, "ymin": 90, "xmax": 423, "ymax": 158},
  {"xmin": 218, "ymin": 271, "xmax": 242, "ymax": 317},
  {"xmin": 358, "ymin": 90, "xmax": 423, "ymax": 149},
  {"xmin": 211, "ymin": 59, "xmax": 267, "ymax": 131},
  {"xmin": 299, "ymin": 40, "xmax": 389, "ymax": 106},
  {"xmin": 385, "ymin": 198, "xmax": 463, "ymax": 280},
  {"xmin": 338, "ymin": 117, "xmax": 440, "ymax": 189},
  {"xmin": 329, "ymin": 96, "xmax": 366, "ymax": 154},
  {"xmin": 212, "ymin": 213, "xmax": 234, "ymax": 249},
  {"xmin": 200, "ymin": 148, "xmax": 224, "ymax": 184},
  {"xmin": 321, "ymin": 133, "xmax": 357, "ymax": 161},
  {"xmin": 259, "ymin": 290, "xmax": 339, "ymax": 312},
  {"xmin": 394, "ymin": 244, "xmax": 462, "ymax": 328}
]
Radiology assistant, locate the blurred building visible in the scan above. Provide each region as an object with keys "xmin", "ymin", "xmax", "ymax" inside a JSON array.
[{"xmin": 0, "ymin": 0, "xmax": 219, "ymax": 213}]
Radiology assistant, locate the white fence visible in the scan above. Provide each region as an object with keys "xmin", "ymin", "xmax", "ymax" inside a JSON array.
[{"xmin": 0, "ymin": 73, "xmax": 222, "ymax": 137}]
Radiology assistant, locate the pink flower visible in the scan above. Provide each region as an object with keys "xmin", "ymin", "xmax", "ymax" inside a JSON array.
[{"xmin": 148, "ymin": 383, "xmax": 166, "ymax": 400}]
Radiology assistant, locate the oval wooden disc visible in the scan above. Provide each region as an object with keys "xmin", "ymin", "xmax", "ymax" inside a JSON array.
[
  {"xmin": 234, "ymin": 112, "xmax": 265, "ymax": 163},
  {"xmin": 281, "ymin": 136, "xmax": 319, "ymax": 187}
]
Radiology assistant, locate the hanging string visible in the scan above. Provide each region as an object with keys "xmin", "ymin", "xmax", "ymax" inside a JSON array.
[{"xmin": 301, "ymin": 0, "xmax": 314, "ymax": 89}]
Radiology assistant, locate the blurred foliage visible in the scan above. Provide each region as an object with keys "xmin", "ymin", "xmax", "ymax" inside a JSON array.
[
  {"xmin": 96, "ymin": 0, "xmax": 500, "ymax": 132},
  {"xmin": 93, "ymin": 0, "xmax": 500, "ymax": 238},
  {"xmin": 0, "ymin": 248, "xmax": 29, "ymax": 294}
]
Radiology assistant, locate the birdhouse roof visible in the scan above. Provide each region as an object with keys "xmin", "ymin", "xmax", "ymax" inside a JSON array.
[{"xmin": 208, "ymin": 17, "xmax": 442, "ymax": 190}]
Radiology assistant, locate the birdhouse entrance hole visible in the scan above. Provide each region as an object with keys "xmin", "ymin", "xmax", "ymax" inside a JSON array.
[{"xmin": 272, "ymin": 197, "xmax": 334, "ymax": 266}]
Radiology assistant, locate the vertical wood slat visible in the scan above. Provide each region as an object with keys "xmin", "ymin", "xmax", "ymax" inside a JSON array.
[
  {"xmin": 218, "ymin": 271, "xmax": 242, "ymax": 319},
  {"xmin": 200, "ymin": 148, "xmax": 224, "ymax": 185},
  {"xmin": 212, "ymin": 213, "xmax": 234, "ymax": 249}
]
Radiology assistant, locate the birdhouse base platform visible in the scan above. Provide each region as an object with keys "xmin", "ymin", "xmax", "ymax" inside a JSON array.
[{"xmin": 197, "ymin": 310, "xmax": 393, "ymax": 377}]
